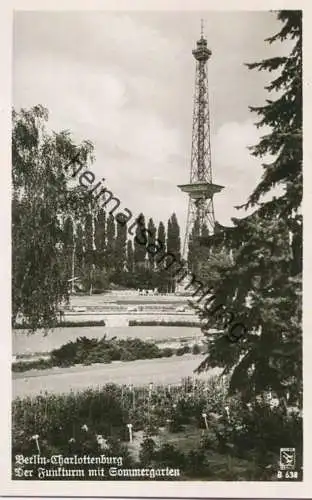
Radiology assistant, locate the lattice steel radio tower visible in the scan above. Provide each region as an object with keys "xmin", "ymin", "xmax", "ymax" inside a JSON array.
[{"xmin": 178, "ymin": 21, "xmax": 224, "ymax": 260}]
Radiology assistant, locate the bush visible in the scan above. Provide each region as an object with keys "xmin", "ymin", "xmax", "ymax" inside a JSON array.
[
  {"xmin": 200, "ymin": 429, "xmax": 220, "ymax": 451},
  {"xmin": 154, "ymin": 443, "xmax": 186, "ymax": 468},
  {"xmin": 228, "ymin": 401, "xmax": 303, "ymax": 467},
  {"xmin": 119, "ymin": 349, "xmax": 137, "ymax": 362},
  {"xmin": 185, "ymin": 449, "xmax": 211, "ymax": 478},
  {"xmin": 13, "ymin": 334, "xmax": 175, "ymax": 372},
  {"xmin": 12, "ymin": 385, "xmax": 132, "ymax": 477},
  {"xmin": 139, "ymin": 436, "xmax": 157, "ymax": 465},
  {"xmin": 176, "ymin": 345, "xmax": 191, "ymax": 356},
  {"xmin": 192, "ymin": 343, "xmax": 201, "ymax": 355},
  {"xmin": 12, "ymin": 358, "xmax": 53, "ymax": 372},
  {"xmin": 160, "ymin": 347, "xmax": 174, "ymax": 357},
  {"xmin": 60, "ymin": 320, "xmax": 106, "ymax": 327}
]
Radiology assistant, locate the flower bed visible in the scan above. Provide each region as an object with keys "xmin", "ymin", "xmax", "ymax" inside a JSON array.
[{"xmin": 12, "ymin": 377, "xmax": 302, "ymax": 480}]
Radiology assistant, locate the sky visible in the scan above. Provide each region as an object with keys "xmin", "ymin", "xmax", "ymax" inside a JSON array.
[{"xmin": 13, "ymin": 10, "xmax": 288, "ymax": 238}]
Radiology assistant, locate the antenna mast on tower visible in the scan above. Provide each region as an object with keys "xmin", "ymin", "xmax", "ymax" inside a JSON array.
[{"xmin": 178, "ymin": 21, "xmax": 224, "ymax": 262}]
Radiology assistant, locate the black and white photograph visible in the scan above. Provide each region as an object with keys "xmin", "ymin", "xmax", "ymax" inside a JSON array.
[{"xmin": 3, "ymin": 1, "xmax": 307, "ymax": 495}]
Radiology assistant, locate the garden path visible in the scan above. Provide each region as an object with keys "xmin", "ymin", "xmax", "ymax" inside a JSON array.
[{"xmin": 12, "ymin": 354, "xmax": 221, "ymax": 398}]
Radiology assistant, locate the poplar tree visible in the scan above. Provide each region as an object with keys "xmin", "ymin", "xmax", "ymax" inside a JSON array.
[
  {"xmin": 147, "ymin": 218, "xmax": 157, "ymax": 270},
  {"xmin": 105, "ymin": 214, "xmax": 116, "ymax": 272},
  {"xmin": 94, "ymin": 209, "xmax": 106, "ymax": 270},
  {"xmin": 167, "ymin": 213, "xmax": 181, "ymax": 262},
  {"xmin": 156, "ymin": 221, "xmax": 166, "ymax": 271},
  {"xmin": 84, "ymin": 211, "xmax": 94, "ymax": 294},
  {"xmin": 166, "ymin": 213, "xmax": 181, "ymax": 292},
  {"xmin": 115, "ymin": 221, "xmax": 127, "ymax": 274},
  {"xmin": 187, "ymin": 217, "xmax": 200, "ymax": 274},
  {"xmin": 156, "ymin": 221, "xmax": 166, "ymax": 291},
  {"xmin": 134, "ymin": 213, "xmax": 147, "ymax": 270},
  {"xmin": 126, "ymin": 239, "xmax": 134, "ymax": 273}
]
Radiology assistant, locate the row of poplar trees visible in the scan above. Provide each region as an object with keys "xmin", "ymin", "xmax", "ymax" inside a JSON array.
[
  {"xmin": 63, "ymin": 211, "xmax": 181, "ymax": 293},
  {"xmin": 12, "ymin": 103, "xmax": 183, "ymax": 329}
]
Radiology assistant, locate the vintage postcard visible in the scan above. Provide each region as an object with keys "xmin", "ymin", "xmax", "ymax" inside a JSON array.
[{"xmin": 0, "ymin": 0, "xmax": 311, "ymax": 498}]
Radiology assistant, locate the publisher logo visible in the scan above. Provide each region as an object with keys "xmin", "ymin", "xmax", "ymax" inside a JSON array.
[{"xmin": 279, "ymin": 448, "xmax": 296, "ymax": 470}]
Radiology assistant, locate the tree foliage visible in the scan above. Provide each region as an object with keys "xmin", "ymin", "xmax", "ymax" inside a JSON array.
[
  {"xmin": 166, "ymin": 213, "xmax": 181, "ymax": 292},
  {"xmin": 156, "ymin": 221, "xmax": 166, "ymax": 271},
  {"xmin": 126, "ymin": 240, "xmax": 134, "ymax": 273},
  {"xmin": 147, "ymin": 218, "xmax": 157, "ymax": 270},
  {"xmin": 94, "ymin": 209, "xmax": 106, "ymax": 270},
  {"xmin": 105, "ymin": 214, "xmax": 116, "ymax": 271},
  {"xmin": 195, "ymin": 11, "xmax": 302, "ymax": 405},
  {"xmin": 167, "ymin": 213, "xmax": 181, "ymax": 262},
  {"xmin": 134, "ymin": 213, "xmax": 147, "ymax": 269},
  {"xmin": 115, "ymin": 219, "xmax": 127, "ymax": 274},
  {"xmin": 62, "ymin": 216, "xmax": 74, "ymax": 281},
  {"xmin": 12, "ymin": 105, "xmax": 185, "ymax": 321},
  {"xmin": 12, "ymin": 105, "xmax": 94, "ymax": 329},
  {"xmin": 188, "ymin": 217, "xmax": 200, "ymax": 275}
]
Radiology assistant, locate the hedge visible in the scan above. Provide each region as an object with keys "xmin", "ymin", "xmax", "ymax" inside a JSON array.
[
  {"xmin": 14, "ymin": 320, "xmax": 106, "ymax": 329},
  {"xmin": 129, "ymin": 320, "xmax": 200, "ymax": 327}
]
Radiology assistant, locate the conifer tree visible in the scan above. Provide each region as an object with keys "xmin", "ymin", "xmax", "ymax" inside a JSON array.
[
  {"xmin": 84, "ymin": 211, "xmax": 94, "ymax": 294},
  {"xmin": 134, "ymin": 213, "xmax": 147, "ymax": 270},
  {"xmin": 126, "ymin": 239, "xmax": 134, "ymax": 273},
  {"xmin": 166, "ymin": 213, "xmax": 181, "ymax": 292},
  {"xmin": 147, "ymin": 218, "xmax": 157, "ymax": 270},
  {"xmin": 115, "ymin": 221, "xmax": 127, "ymax": 274},
  {"xmin": 105, "ymin": 214, "xmax": 116, "ymax": 272},
  {"xmin": 156, "ymin": 221, "xmax": 166, "ymax": 271},
  {"xmin": 167, "ymin": 213, "xmax": 181, "ymax": 262},
  {"xmin": 196, "ymin": 11, "xmax": 302, "ymax": 405},
  {"xmin": 187, "ymin": 217, "xmax": 201, "ymax": 274},
  {"xmin": 94, "ymin": 209, "xmax": 106, "ymax": 271},
  {"xmin": 156, "ymin": 221, "xmax": 166, "ymax": 291}
]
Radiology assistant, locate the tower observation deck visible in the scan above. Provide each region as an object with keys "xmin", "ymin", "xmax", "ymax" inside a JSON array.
[{"xmin": 178, "ymin": 21, "xmax": 224, "ymax": 261}]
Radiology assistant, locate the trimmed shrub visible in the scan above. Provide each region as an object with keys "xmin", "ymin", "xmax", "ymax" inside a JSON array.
[
  {"xmin": 14, "ymin": 320, "xmax": 106, "ymax": 329},
  {"xmin": 129, "ymin": 320, "xmax": 199, "ymax": 327},
  {"xmin": 176, "ymin": 345, "xmax": 191, "ymax": 356},
  {"xmin": 160, "ymin": 347, "xmax": 174, "ymax": 357},
  {"xmin": 12, "ymin": 358, "xmax": 53, "ymax": 372},
  {"xmin": 10, "ymin": 335, "xmax": 168, "ymax": 372},
  {"xmin": 192, "ymin": 343, "xmax": 201, "ymax": 355}
]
